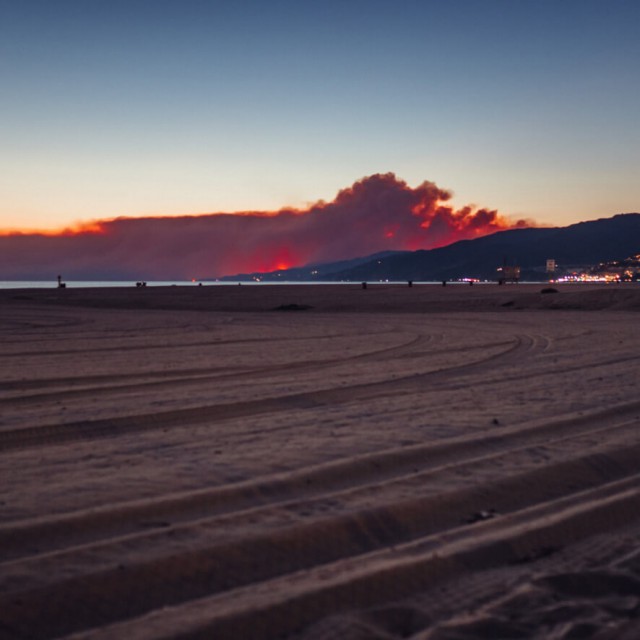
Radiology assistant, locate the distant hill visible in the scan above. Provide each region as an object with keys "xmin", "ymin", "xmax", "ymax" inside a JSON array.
[
  {"xmin": 221, "ymin": 213, "xmax": 640, "ymax": 282},
  {"xmin": 217, "ymin": 251, "xmax": 407, "ymax": 282}
]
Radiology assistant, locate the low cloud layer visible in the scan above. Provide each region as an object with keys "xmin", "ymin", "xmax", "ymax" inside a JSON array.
[{"xmin": 0, "ymin": 173, "xmax": 529, "ymax": 280}]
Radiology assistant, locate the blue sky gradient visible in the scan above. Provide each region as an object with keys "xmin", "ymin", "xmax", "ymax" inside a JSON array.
[{"xmin": 1, "ymin": 0, "xmax": 639, "ymax": 231}]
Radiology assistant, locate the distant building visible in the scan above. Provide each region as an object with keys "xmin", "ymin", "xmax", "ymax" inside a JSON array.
[{"xmin": 496, "ymin": 265, "xmax": 520, "ymax": 284}]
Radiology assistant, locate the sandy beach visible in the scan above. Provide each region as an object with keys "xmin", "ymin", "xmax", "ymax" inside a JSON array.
[{"xmin": 1, "ymin": 283, "xmax": 639, "ymax": 639}]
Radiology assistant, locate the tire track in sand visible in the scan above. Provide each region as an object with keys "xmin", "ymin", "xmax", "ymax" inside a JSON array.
[
  {"xmin": 2, "ymin": 398, "xmax": 639, "ymax": 562},
  {"xmin": 0, "ymin": 335, "xmax": 528, "ymax": 450},
  {"xmin": 0, "ymin": 419, "xmax": 639, "ymax": 639},
  {"xmin": 0, "ymin": 333, "xmax": 432, "ymax": 404},
  {"xmin": 0, "ymin": 306, "xmax": 639, "ymax": 639},
  {"xmin": 85, "ymin": 474, "xmax": 639, "ymax": 640}
]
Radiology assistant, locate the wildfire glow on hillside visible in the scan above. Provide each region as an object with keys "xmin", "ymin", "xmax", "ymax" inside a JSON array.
[{"xmin": 0, "ymin": 174, "xmax": 530, "ymax": 280}]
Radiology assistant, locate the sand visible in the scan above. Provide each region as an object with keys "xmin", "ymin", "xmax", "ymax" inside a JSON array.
[{"xmin": 0, "ymin": 283, "xmax": 639, "ymax": 639}]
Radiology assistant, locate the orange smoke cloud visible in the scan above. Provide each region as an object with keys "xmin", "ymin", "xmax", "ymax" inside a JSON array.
[{"xmin": 0, "ymin": 173, "xmax": 530, "ymax": 280}]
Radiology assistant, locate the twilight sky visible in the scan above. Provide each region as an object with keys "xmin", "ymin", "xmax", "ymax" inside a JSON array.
[{"xmin": 1, "ymin": 0, "xmax": 639, "ymax": 233}]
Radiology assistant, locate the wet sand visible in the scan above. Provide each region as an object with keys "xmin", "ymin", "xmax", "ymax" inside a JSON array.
[{"xmin": 1, "ymin": 283, "xmax": 639, "ymax": 639}]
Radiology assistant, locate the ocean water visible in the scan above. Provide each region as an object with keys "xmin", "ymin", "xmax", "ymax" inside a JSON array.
[
  {"xmin": 0, "ymin": 280, "xmax": 360, "ymax": 289},
  {"xmin": 0, "ymin": 281, "xmax": 203, "ymax": 289}
]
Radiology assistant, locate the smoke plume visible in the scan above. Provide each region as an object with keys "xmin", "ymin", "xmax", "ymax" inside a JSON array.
[{"xmin": 0, "ymin": 173, "xmax": 529, "ymax": 280}]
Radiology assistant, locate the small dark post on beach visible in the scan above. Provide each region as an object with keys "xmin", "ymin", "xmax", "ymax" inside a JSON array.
[
  {"xmin": 408, "ymin": 280, "xmax": 413, "ymax": 287},
  {"xmin": 57, "ymin": 275, "xmax": 66, "ymax": 288},
  {"xmin": 362, "ymin": 282, "xmax": 367, "ymax": 289},
  {"xmin": 442, "ymin": 280, "xmax": 446, "ymax": 287}
]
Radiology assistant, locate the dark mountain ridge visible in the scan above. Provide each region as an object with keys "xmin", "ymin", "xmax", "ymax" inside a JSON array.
[
  {"xmin": 222, "ymin": 213, "xmax": 640, "ymax": 282},
  {"xmin": 218, "ymin": 251, "xmax": 408, "ymax": 282}
]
